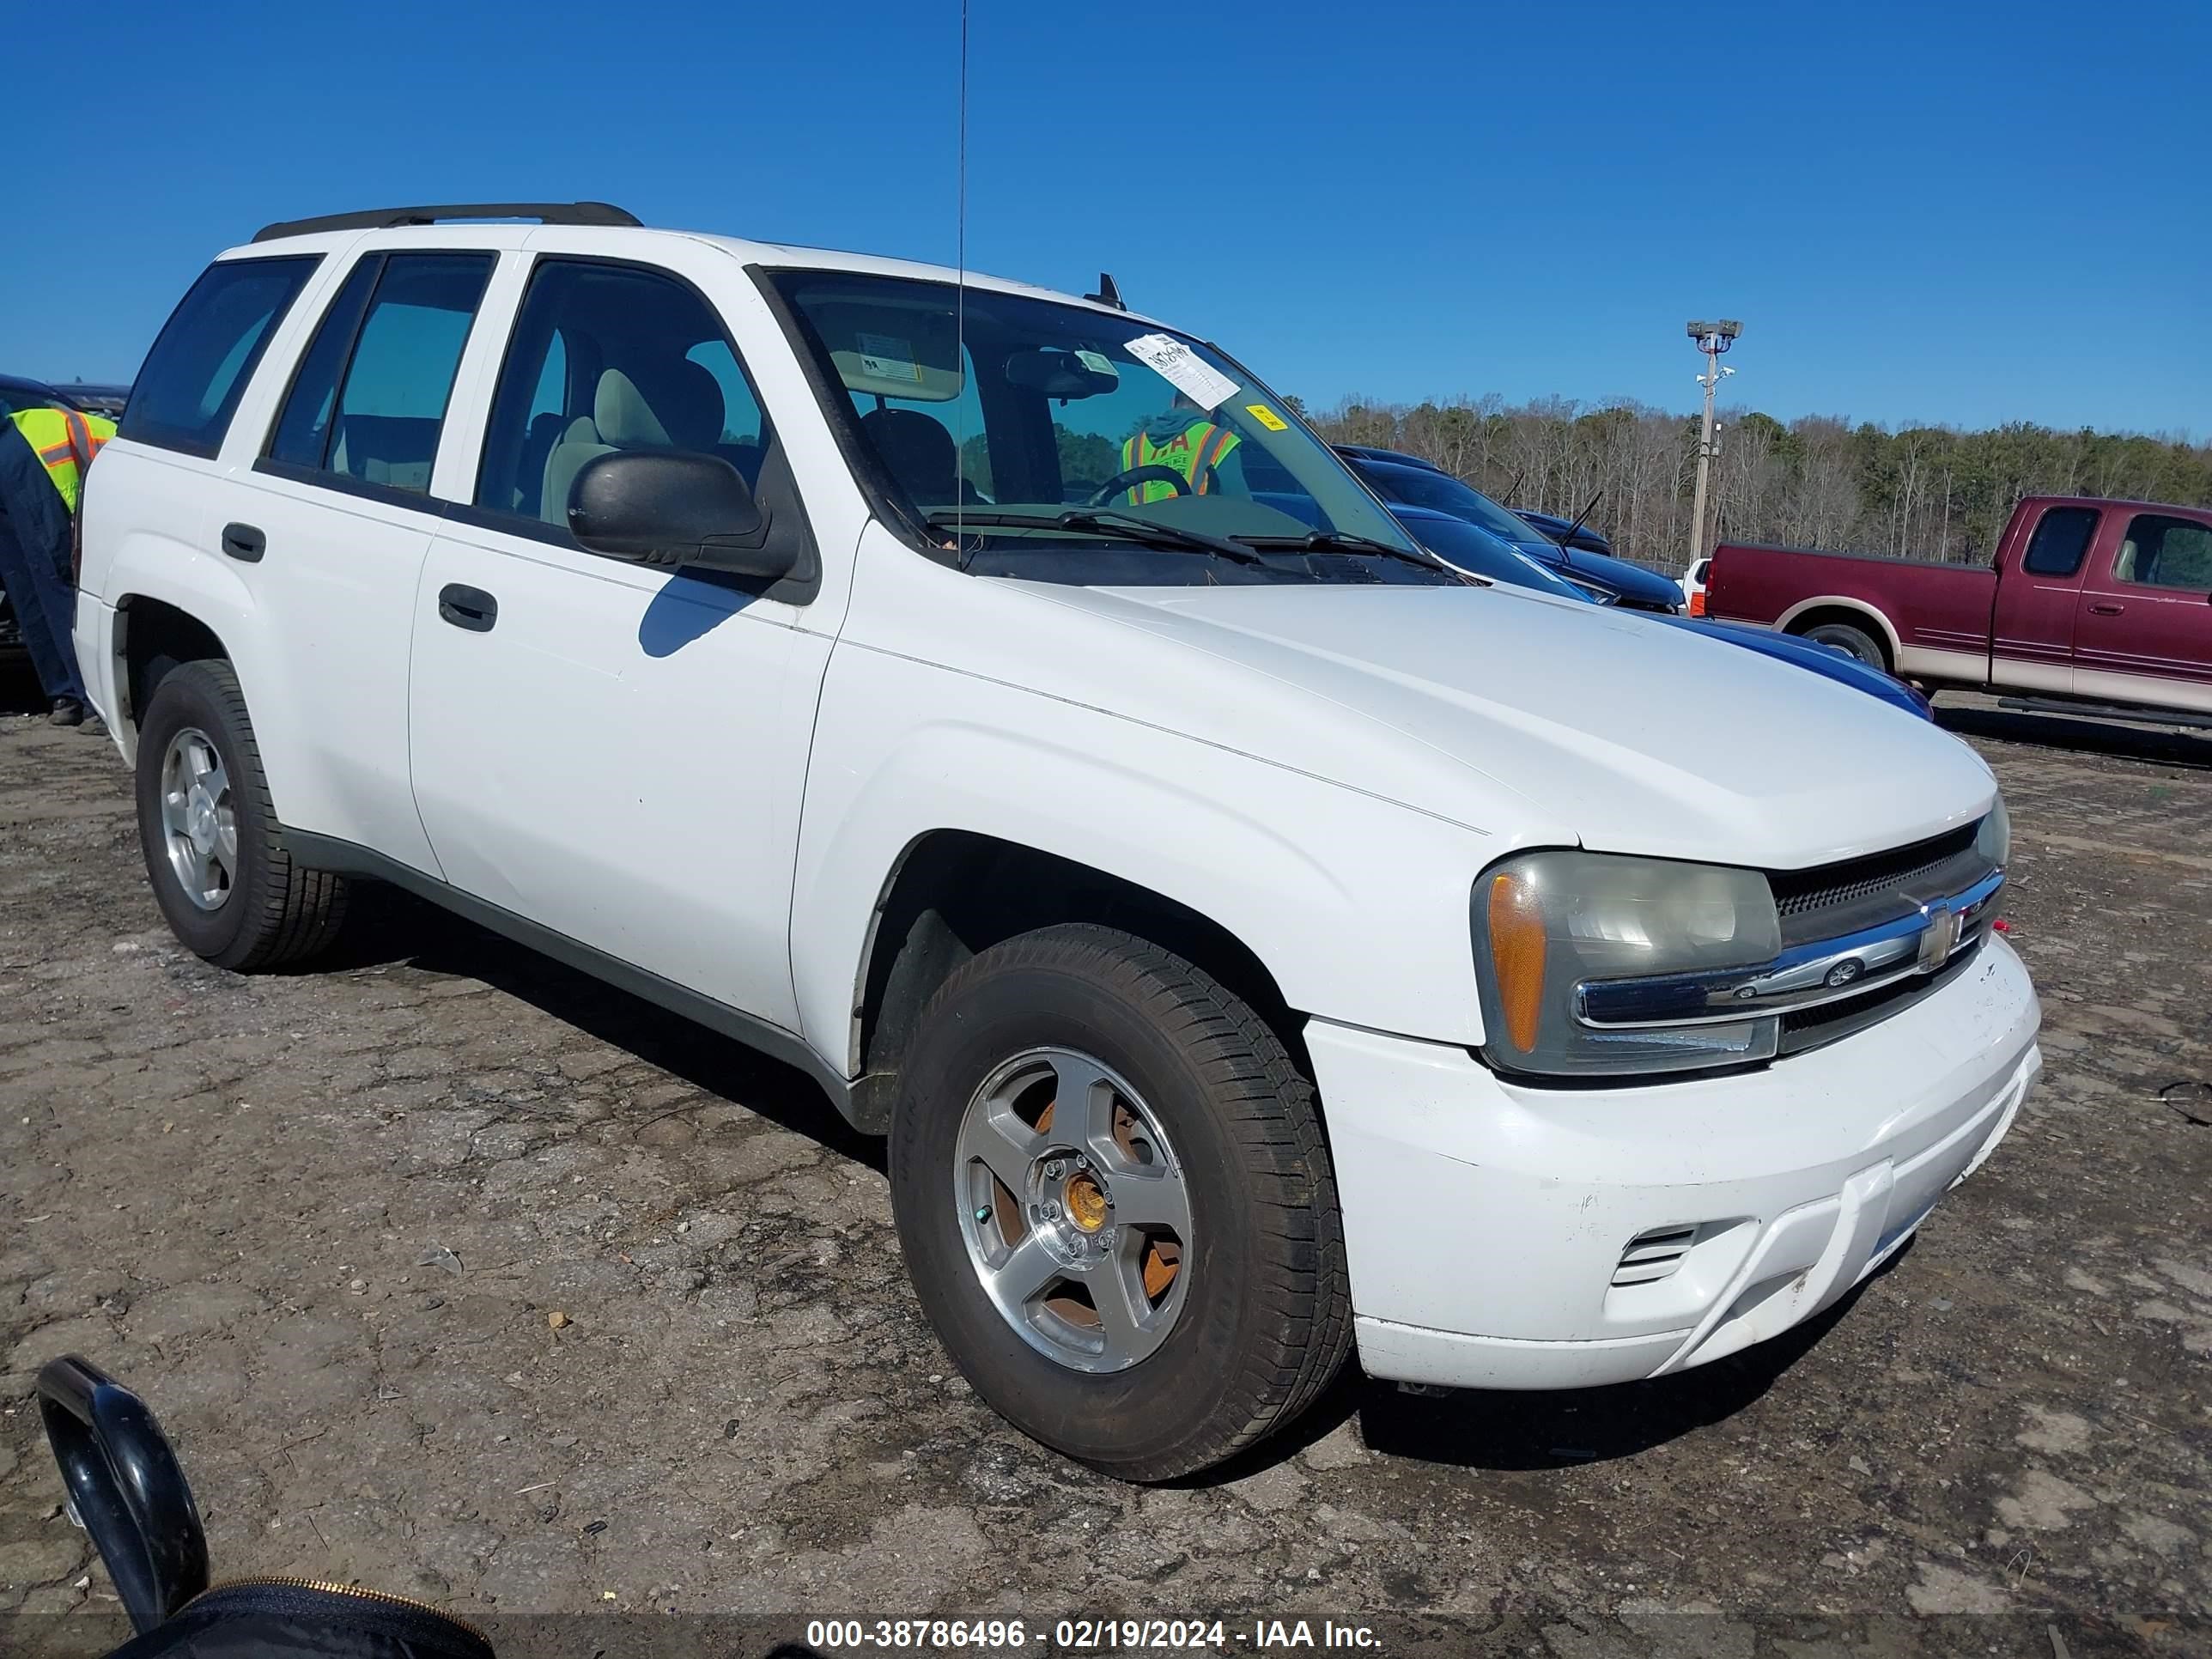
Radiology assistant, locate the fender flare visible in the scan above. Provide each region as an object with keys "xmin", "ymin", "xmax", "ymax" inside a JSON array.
[{"xmin": 1774, "ymin": 596, "xmax": 1901, "ymax": 660}]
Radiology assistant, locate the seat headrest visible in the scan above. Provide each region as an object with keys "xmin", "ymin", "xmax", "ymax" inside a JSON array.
[
  {"xmin": 860, "ymin": 407, "xmax": 958, "ymax": 505},
  {"xmin": 654, "ymin": 361, "xmax": 728, "ymax": 451},
  {"xmin": 594, "ymin": 369, "xmax": 668, "ymax": 447},
  {"xmin": 592, "ymin": 362, "xmax": 728, "ymax": 452}
]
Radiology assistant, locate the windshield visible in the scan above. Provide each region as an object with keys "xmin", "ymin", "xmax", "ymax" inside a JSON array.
[
  {"xmin": 1358, "ymin": 461, "xmax": 1547, "ymax": 545},
  {"xmin": 768, "ymin": 270, "xmax": 1432, "ymax": 582}
]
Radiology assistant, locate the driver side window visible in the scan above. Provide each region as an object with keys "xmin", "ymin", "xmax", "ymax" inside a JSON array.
[
  {"xmin": 476, "ymin": 259, "xmax": 770, "ymax": 527},
  {"xmin": 2115, "ymin": 514, "xmax": 2212, "ymax": 592}
]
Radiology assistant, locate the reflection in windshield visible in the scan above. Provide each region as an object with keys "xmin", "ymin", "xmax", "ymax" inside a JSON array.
[
  {"xmin": 767, "ymin": 270, "xmax": 1426, "ymax": 580},
  {"xmin": 1401, "ymin": 514, "xmax": 1592, "ymax": 600},
  {"xmin": 1364, "ymin": 464, "xmax": 1544, "ymax": 545}
]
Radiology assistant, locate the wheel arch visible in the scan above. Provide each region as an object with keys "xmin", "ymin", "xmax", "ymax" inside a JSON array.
[
  {"xmin": 1775, "ymin": 598, "xmax": 1899, "ymax": 669},
  {"xmin": 112, "ymin": 593, "xmax": 236, "ymax": 763},
  {"xmin": 845, "ymin": 830, "xmax": 1302, "ymax": 1133}
]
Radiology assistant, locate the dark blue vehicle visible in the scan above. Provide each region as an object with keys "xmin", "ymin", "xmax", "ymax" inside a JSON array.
[
  {"xmin": 1334, "ymin": 444, "xmax": 1682, "ymax": 612},
  {"xmin": 1510, "ymin": 504, "xmax": 1616, "ymax": 558},
  {"xmin": 1392, "ymin": 505, "xmax": 1934, "ymax": 720}
]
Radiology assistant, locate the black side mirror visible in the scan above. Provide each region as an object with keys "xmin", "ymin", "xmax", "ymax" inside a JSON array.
[
  {"xmin": 37, "ymin": 1354, "xmax": 208, "ymax": 1634},
  {"xmin": 568, "ymin": 449, "xmax": 793, "ymax": 581}
]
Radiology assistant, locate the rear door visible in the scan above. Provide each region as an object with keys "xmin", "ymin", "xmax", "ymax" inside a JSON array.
[
  {"xmin": 1988, "ymin": 503, "xmax": 2100, "ymax": 696},
  {"xmin": 406, "ymin": 247, "xmax": 834, "ymax": 1030},
  {"xmin": 2072, "ymin": 509, "xmax": 2212, "ymax": 714},
  {"xmin": 232, "ymin": 245, "xmax": 501, "ymax": 872},
  {"xmin": 80, "ymin": 252, "xmax": 324, "ymax": 726}
]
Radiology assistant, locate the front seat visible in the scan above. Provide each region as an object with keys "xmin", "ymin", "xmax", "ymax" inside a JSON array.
[
  {"xmin": 860, "ymin": 408, "xmax": 963, "ymax": 507},
  {"xmin": 539, "ymin": 367, "xmax": 723, "ymax": 527}
]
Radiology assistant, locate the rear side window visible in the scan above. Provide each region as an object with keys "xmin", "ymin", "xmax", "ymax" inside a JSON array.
[
  {"xmin": 266, "ymin": 256, "xmax": 382, "ymax": 469},
  {"xmin": 269, "ymin": 253, "xmax": 494, "ymax": 495},
  {"xmin": 2021, "ymin": 506, "xmax": 2100, "ymax": 576},
  {"xmin": 121, "ymin": 257, "xmax": 319, "ymax": 457}
]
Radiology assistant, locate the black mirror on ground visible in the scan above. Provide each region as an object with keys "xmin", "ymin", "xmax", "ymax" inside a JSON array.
[
  {"xmin": 36, "ymin": 1354, "xmax": 208, "ymax": 1634},
  {"xmin": 568, "ymin": 449, "xmax": 793, "ymax": 580}
]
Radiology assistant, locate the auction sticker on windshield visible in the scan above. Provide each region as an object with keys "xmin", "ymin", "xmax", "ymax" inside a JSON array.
[{"xmin": 1125, "ymin": 333, "xmax": 1238, "ymax": 410}]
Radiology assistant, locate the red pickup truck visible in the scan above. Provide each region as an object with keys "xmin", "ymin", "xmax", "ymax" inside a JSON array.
[{"xmin": 1705, "ymin": 496, "xmax": 2212, "ymax": 720}]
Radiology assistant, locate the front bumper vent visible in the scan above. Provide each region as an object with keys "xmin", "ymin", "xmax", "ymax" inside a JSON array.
[{"xmin": 1612, "ymin": 1224, "xmax": 1699, "ymax": 1287}]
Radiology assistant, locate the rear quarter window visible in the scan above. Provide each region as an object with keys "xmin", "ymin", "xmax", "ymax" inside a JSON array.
[
  {"xmin": 120, "ymin": 256, "xmax": 319, "ymax": 457},
  {"xmin": 2021, "ymin": 506, "xmax": 2100, "ymax": 577}
]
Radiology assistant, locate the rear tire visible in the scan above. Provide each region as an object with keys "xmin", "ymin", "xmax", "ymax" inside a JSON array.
[
  {"xmin": 890, "ymin": 924, "xmax": 1352, "ymax": 1481},
  {"xmin": 134, "ymin": 659, "xmax": 349, "ymax": 970},
  {"xmin": 1802, "ymin": 620, "xmax": 1887, "ymax": 668}
]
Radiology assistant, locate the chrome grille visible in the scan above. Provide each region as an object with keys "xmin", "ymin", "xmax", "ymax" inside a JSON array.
[{"xmin": 1767, "ymin": 822, "xmax": 1990, "ymax": 946}]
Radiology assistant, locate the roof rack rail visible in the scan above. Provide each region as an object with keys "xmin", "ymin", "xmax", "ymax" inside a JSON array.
[{"xmin": 251, "ymin": 202, "xmax": 641, "ymax": 243}]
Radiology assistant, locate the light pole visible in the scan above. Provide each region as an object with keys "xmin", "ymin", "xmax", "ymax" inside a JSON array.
[{"xmin": 1686, "ymin": 319, "xmax": 1741, "ymax": 566}]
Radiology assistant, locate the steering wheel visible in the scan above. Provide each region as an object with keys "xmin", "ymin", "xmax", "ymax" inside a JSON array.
[{"xmin": 1085, "ymin": 465, "xmax": 1191, "ymax": 507}]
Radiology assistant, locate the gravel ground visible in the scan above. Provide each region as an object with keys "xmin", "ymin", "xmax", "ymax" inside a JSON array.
[{"xmin": 0, "ymin": 672, "xmax": 2205, "ymax": 1657}]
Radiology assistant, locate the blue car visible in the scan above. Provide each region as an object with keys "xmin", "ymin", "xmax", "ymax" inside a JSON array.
[
  {"xmin": 1334, "ymin": 445, "xmax": 1684, "ymax": 613},
  {"xmin": 1510, "ymin": 504, "xmax": 1617, "ymax": 559},
  {"xmin": 1391, "ymin": 505, "xmax": 1935, "ymax": 720}
]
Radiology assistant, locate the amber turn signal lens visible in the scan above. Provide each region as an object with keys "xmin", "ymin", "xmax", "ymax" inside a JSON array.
[{"xmin": 1486, "ymin": 871, "xmax": 1547, "ymax": 1054}]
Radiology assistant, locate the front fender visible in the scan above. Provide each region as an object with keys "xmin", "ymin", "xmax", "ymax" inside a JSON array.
[{"xmin": 790, "ymin": 643, "xmax": 1499, "ymax": 1073}]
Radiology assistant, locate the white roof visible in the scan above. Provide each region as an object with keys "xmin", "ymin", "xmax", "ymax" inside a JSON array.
[{"xmin": 227, "ymin": 219, "xmax": 1164, "ymax": 325}]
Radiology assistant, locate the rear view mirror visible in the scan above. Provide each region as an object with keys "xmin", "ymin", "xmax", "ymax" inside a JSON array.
[
  {"xmin": 568, "ymin": 450, "xmax": 793, "ymax": 580},
  {"xmin": 38, "ymin": 1354, "xmax": 208, "ymax": 1634},
  {"xmin": 1004, "ymin": 347, "xmax": 1119, "ymax": 400}
]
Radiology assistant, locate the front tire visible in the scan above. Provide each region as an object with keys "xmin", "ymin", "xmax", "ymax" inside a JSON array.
[
  {"xmin": 890, "ymin": 924, "xmax": 1352, "ymax": 1480},
  {"xmin": 134, "ymin": 659, "xmax": 349, "ymax": 970}
]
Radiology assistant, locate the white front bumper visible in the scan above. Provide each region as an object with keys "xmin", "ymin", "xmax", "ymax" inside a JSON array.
[{"xmin": 1311, "ymin": 936, "xmax": 2041, "ymax": 1390}]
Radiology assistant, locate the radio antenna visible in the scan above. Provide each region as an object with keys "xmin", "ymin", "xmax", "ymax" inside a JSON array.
[{"xmin": 952, "ymin": 0, "xmax": 969, "ymax": 550}]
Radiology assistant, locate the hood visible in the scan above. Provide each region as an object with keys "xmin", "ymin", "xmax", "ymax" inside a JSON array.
[
  {"xmin": 1663, "ymin": 617, "xmax": 1933, "ymax": 719},
  {"xmin": 1020, "ymin": 580, "xmax": 1990, "ymax": 869},
  {"xmin": 1535, "ymin": 544, "xmax": 1683, "ymax": 609}
]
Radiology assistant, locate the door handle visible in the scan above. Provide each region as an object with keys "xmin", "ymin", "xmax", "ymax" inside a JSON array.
[
  {"xmin": 2087, "ymin": 602, "xmax": 2124, "ymax": 616},
  {"xmin": 437, "ymin": 583, "xmax": 498, "ymax": 633},
  {"xmin": 219, "ymin": 522, "xmax": 264, "ymax": 562}
]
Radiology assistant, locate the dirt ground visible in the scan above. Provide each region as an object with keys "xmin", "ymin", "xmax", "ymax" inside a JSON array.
[{"xmin": 0, "ymin": 665, "xmax": 2205, "ymax": 1657}]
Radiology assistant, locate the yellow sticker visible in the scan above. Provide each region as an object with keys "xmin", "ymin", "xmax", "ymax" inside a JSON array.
[{"xmin": 1245, "ymin": 403, "xmax": 1290, "ymax": 432}]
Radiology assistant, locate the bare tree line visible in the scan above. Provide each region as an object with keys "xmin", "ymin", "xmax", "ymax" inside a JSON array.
[{"xmin": 1300, "ymin": 394, "xmax": 2212, "ymax": 572}]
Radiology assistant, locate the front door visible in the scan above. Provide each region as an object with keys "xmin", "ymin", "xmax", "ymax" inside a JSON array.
[
  {"xmin": 2072, "ymin": 510, "xmax": 2212, "ymax": 715},
  {"xmin": 406, "ymin": 256, "xmax": 832, "ymax": 1030}
]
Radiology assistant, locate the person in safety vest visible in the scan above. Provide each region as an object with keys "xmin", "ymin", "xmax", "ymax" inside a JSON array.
[
  {"xmin": 1120, "ymin": 392, "xmax": 1247, "ymax": 505},
  {"xmin": 0, "ymin": 402, "xmax": 113, "ymax": 728}
]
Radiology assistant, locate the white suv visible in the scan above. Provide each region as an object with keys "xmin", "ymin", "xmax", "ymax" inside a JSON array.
[{"xmin": 76, "ymin": 204, "xmax": 2040, "ymax": 1480}]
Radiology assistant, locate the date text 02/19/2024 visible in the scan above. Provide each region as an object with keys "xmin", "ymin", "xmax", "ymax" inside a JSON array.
[{"xmin": 802, "ymin": 1619, "xmax": 1382, "ymax": 1650}]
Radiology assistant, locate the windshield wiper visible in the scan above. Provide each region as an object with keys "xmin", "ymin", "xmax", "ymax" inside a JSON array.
[
  {"xmin": 927, "ymin": 508, "xmax": 1269, "ymax": 569},
  {"xmin": 1237, "ymin": 530, "xmax": 1476, "ymax": 582}
]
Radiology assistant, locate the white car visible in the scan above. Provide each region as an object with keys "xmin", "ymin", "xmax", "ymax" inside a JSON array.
[
  {"xmin": 76, "ymin": 204, "xmax": 2040, "ymax": 1480},
  {"xmin": 1682, "ymin": 556, "xmax": 1711, "ymax": 615}
]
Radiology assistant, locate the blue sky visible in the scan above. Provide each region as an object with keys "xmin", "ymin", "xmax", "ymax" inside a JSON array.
[{"xmin": 9, "ymin": 1, "xmax": 2207, "ymax": 435}]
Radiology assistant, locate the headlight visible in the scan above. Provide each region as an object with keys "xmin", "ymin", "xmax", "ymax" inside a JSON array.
[
  {"xmin": 1472, "ymin": 850, "xmax": 1781, "ymax": 1079},
  {"xmin": 1975, "ymin": 795, "xmax": 2010, "ymax": 869}
]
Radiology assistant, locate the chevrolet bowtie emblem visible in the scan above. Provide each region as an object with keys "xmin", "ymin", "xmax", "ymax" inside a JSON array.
[{"xmin": 1916, "ymin": 904, "xmax": 1961, "ymax": 972}]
